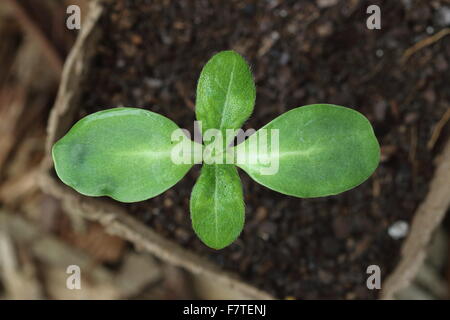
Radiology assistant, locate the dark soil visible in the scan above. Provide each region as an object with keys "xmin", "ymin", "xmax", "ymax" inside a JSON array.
[{"xmin": 76, "ymin": 0, "xmax": 450, "ymax": 299}]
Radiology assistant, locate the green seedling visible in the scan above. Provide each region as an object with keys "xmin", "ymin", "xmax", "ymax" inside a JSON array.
[{"xmin": 52, "ymin": 50, "xmax": 380, "ymax": 249}]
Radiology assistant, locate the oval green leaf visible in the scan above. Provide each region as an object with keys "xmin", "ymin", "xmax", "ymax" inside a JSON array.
[
  {"xmin": 190, "ymin": 164, "xmax": 245, "ymax": 249},
  {"xmin": 234, "ymin": 104, "xmax": 380, "ymax": 198},
  {"xmin": 52, "ymin": 108, "xmax": 195, "ymax": 203},
  {"xmin": 196, "ymin": 50, "xmax": 256, "ymax": 141}
]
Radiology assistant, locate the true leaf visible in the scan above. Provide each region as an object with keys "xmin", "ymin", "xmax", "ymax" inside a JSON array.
[
  {"xmin": 234, "ymin": 104, "xmax": 380, "ymax": 198},
  {"xmin": 52, "ymin": 107, "xmax": 195, "ymax": 203},
  {"xmin": 196, "ymin": 50, "xmax": 256, "ymax": 143},
  {"xmin": 190, "ymin": 164, "xmax": 245, "ymax": 249}
]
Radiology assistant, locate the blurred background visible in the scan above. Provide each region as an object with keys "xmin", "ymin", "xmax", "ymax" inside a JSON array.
[{"xmin": 0, "ymin": 0, "xmax": 449, "ymax": 299}]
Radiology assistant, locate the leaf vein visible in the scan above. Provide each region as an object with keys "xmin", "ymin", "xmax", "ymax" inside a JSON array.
[
  {"xmin": 213, "ymin": 165, "xmax": 219, "ymax": 246},
  {"xmin": 218, "ymin": 57, "xmax": 237, "ymax": 130}
]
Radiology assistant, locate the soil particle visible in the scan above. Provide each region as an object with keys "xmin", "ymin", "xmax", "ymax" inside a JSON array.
[{"xmin": 435, "ymin": 5, "xmax": 450, "ymax": 27}]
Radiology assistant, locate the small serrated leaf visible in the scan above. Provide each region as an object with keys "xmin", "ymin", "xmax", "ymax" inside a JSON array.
[
  {"xmin": 190, "ymin": 164, "xmax": 245, "ymax": 249},
  {"xmin": 196, "ymin": 50, "xmax": 256, "ymax": 143}
]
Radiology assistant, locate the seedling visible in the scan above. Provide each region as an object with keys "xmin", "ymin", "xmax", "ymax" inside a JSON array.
[{"xmin": 52, "ymin": 51, "xmax": 380, "ymax": 249}]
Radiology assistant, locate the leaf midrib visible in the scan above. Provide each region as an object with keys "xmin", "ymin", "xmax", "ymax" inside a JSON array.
[
  {"xmin": 117, "ymin": 150, "xmax": 172, "ymax": 159},
  {"xmin": 218, "ymin": 56, "xmax": 237, "ymax": 131},
  {"xmin": 213, "ymin": 165, "xmax": 219, "ymax": 246},
  {"xmin": 237, "ymin": 147, "xmax": 318, "ymax": 167}
]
